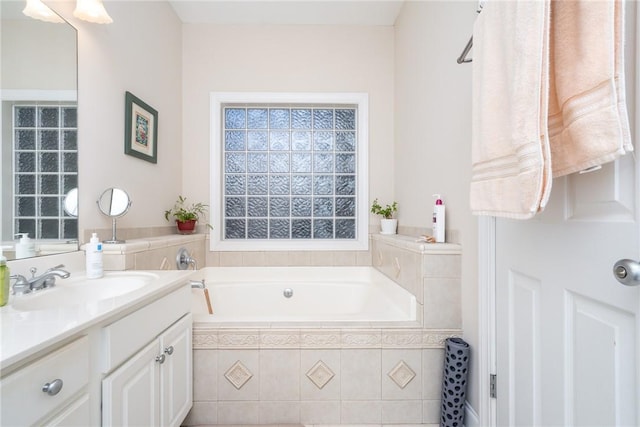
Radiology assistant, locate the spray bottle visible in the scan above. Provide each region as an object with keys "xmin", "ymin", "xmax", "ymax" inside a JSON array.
[{"xmin": 432, "ymin": 194, "xmax": 446, "ymax": 243}]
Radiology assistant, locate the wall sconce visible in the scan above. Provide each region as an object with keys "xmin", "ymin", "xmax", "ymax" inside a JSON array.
[
  {"xmin": 22, "ymin": 0, "xmax": 113, "ymax": 24},
  {"xmin": 73, "ymin": 0, "xmax": 113, "ymax": 24},
  {"xmin": 22, "ymin": 0, "xmax": 64, "ymax": 23}
]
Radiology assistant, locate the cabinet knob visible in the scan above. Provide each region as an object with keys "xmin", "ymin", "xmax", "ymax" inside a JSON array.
[
  {"xmin": 155, "ymin": 354, "xmax": 166, "ymax": 364},
  {"xmin": 42, "ymin": 379, "xmax": 63, "ymax": 396},
  {"xmin": 164, "ymin": 346, "xmax": 174, "ymax": 356}
]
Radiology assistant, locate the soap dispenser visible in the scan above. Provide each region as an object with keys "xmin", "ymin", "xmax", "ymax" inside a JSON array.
[
  {"xmin": 0, "ymin": 246, "xmax": 9, "ymax": 307},
  {"xmin": 15, "ymin": 233, "xmax": 36, "ymax": 259}
]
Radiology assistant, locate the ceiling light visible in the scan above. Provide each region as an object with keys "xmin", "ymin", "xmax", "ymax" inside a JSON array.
[
  {"xmin": 73, "ymin": 0, "xmax": 113, "ymax": 24},
  {"xmin": 22, "ymin": 0, "xmax": 65, "ymax": 23}
]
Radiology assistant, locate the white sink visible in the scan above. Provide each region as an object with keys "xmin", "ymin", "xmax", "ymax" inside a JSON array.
[{"xmin": 11, "ymin": 272, "xmax": 159, "ymax": 312}]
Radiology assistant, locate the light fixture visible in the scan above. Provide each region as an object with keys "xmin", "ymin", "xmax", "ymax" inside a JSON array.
[
  {"xmin": 22, "ymin": 0, "xmax": 65, "ymax": 23},
  {"xmin": 73, "ymin": 0, "xmax": 113, "ymax": 24}
]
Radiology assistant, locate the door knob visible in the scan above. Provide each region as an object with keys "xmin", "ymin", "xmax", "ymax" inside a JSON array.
[{"xmin": 613, "ymin": 259, "xmax": 640, "ymax": 286}]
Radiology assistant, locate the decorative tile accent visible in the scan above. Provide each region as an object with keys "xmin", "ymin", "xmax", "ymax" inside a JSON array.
[
  {"xmin": 382, "ymin": 330, "xmax": 423, "ymax": 348},
  {"xmin": 342, "ymin": 330, "xmax": 382, "ymax": 348},
  {"xmin": 260, "ymin": 330, "xmax": 300, "ymax": 348},
  {"xmin": 193, "ymin": 326, "xmax": 462, "ymax": 350},
  {"xmin": 306, "ymin": 360, "xmax": 335, "ymax": 389},
  {"xmin": 193, "ymin": 330, "xmax": 218, "ymax": 349},
  {"xmin": 225, "ymin": 360, "xmax": 253, "ymax": 389},
  {"xmin": 300, "ymin": 330, "xmax": 341, "ymax": 348},
  {"xmin": 388, "ymin": 360, "xmax": 416, "ymax": 389},
  {"xmin": 218, "ymin": 331, "xmax": 260, "ymax": 349},
  {"xmin": 422, "ymin": 330, "xmax": 461, "ymax": 348}
]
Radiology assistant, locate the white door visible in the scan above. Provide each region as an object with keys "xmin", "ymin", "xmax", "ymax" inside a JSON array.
[{"xmin": 494, "ymin": 4, "xmax": 639, "ymax": 426}]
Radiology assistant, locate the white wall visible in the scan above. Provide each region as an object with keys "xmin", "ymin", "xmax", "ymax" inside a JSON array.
[
  {"xmin": 181, "ymin": 24, "xmax": 395, "ymax": 221},
  {"xmin": 50, "ymin": 1, "xmax": 183, "ymax": 240},
  {"xmin": 1, "ymin": 19, "xmax": 76, "ymax": 91},
  {"xmin": 394, "ymin": 0, "xmax": 480, "ymax": 412}
]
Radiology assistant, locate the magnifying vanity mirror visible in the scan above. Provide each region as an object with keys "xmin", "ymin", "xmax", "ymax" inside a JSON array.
[
  {"xmin": 1, "ymin": 2, "xmax": 79, "ymax": 260},
  {"xmin": 97, "ymin": 188, "xmax": 132, "ymax": 244}
]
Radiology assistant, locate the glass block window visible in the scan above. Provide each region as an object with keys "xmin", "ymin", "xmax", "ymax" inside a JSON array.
[
  {"xmin": 223, "ymin": 106, "xmax": 357, "ymax": 240},
  {"xmin": 211, "ymin": 92, "xmax": 369, "ymax": 251},
  {"xmin": 13, "ymin": 105, "xmax": 78, "ymax": 240}
]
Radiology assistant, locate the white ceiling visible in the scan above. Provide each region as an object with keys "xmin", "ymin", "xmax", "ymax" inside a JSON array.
[{"xmin": 168, "ymin": 0, "xmax": 405, "ymax": 25}]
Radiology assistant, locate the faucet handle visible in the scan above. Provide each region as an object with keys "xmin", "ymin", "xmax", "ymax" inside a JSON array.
[
  {"xmin": 29, "ymin": 267, "xmax": 37, "ymax": 278},
  {"xmin": 10, "ymin": 275, "xmax": 31, "ymax": 295}
]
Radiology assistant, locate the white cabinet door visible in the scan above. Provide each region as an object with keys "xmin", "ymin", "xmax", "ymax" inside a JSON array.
[
  {"xmin": 102, "ymin": 340, "xmax": 160, "ymax": 427},
  {"xmin": 160, "ymin": 313, "xmax": 192, "ymax": 427}
]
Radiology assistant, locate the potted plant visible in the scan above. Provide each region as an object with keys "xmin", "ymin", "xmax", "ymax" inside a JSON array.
[
  {"xmin": 370, "ymin": 198, "xmax": 398, "ymax": 235},
  {"xmin": 164, "ymin": 195, "xmax": 212, "ymax": 234}
]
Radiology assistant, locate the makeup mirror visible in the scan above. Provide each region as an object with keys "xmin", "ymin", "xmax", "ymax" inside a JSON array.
[{"xmin": 97, "ymin": 188, "xmax": 132, "ymax": 244}]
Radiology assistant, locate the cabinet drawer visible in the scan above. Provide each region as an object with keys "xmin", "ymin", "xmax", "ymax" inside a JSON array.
[
  {"xmin": 0, "ymin": 336, "xmax": 89, "ymax": 426},
  {"xmin": 101, "ymin": 285, "xmax": 190, "ymax": 373}
]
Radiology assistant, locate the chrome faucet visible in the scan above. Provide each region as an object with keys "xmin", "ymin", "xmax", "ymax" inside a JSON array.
[
  {"xmin": 11, "ymin": 264, "xmax": 70, "ymax": 294},
  {"xmin": 189, "ymin": 279, "xmax": 206, "ymax": 289},
  {"xmin": 176, "ymin": 248, "xmax": 198, "ymax": 270}
]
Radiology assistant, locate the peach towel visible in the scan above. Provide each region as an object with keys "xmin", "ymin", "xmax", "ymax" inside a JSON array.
[
  {"xmin": 470, "ymin": 0, "xmax": 551, "ymax": 219},
  {"xmin": 548, "ymin": 0, "xmax": 633, "ymax": 177},
  {"xmin": 471, "ymin": 0, "xmax": 632, "ymax": 218}
]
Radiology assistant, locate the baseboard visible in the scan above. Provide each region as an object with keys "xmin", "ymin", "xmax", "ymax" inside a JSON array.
[{"xmin": 464, "ymin": 401, "xmax": 480, "ymax": 427}]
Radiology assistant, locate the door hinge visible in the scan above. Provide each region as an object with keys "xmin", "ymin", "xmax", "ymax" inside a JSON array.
[{"xmin": 490, "ymin": 374, "xmax": 497, "ymax": 398}]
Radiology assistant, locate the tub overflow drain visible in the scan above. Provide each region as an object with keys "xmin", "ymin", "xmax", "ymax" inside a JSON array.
[{"xmin": 283, "ymin": 288, "xmax": 294, "ymax": 298}]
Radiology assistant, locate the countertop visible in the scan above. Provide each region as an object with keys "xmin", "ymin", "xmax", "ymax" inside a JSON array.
[{"xmin": 0, "ymin": 269, "xmax": 194, "ymax": 371}]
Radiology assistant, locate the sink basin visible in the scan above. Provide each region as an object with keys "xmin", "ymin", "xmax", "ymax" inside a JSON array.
[{"xmin": 11, "ymin": 272, "xmax": 159, "ymax": 312}]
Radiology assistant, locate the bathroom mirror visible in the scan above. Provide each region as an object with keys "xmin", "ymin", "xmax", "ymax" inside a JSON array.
[
  {"xmin": 0, "ymin": 1, "xmax": 79, "ymax": 260},
  {"xmin": 97, "ymin": 188, "xmax": 132, "ymax": 243}
]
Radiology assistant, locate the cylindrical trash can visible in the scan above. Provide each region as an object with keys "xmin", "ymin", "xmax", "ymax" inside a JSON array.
[{"xmin": 440, "ymin": 337, "xmax": 470, "ymax": 427}]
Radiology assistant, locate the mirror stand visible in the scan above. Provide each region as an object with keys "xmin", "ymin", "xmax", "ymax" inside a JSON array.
[
  {"xmin": 97, "ymin": 188, "xmax": 132, "ymax": 244},
  {"xmin": 104, "ymin": 217, "xmax": 125, "ymax": 244}
]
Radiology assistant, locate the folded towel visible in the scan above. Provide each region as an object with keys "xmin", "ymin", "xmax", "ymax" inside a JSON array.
[
  {"xmin": 470, "ymin": 0, "xmax": 551, "ymax": 219},
  {"xmin": 548, "ymin": 0, "xmax": 632, "ymax": 177}
]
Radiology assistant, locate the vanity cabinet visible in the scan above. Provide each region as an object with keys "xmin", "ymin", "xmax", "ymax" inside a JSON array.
[
  {"xmin": 101, "ymin": 285, "xmax": 192, "ymax": 427},
  {"xmin": 0, "ymin": 336, "xmax": 90, "ymax": 426}
]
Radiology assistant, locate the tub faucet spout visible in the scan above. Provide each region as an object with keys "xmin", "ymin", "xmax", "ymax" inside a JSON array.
[{"xmin": 190, "ymin": 279, "xmax": 205, "ymax": 289}]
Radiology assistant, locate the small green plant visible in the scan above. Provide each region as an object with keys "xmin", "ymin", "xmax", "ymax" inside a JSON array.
[
  {"xmin": 164, "ymin": 196, "xmax": 212, "ymax": 229},
  {"xmin": 370, "ymin": 199, "xmax": 398, "ymax": 219}
]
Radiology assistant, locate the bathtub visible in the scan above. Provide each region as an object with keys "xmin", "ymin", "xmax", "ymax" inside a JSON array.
[{"xmin": 190, "ymin": 266, "xmax": 417, "ymax": 324}]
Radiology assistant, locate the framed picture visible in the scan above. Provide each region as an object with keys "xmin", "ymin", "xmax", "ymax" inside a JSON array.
[{"xmin": 124, "ymin": 91, "xmax": 158, "ymax": 163}]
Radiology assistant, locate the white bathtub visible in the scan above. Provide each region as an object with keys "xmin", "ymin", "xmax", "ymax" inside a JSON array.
[{"xmin": 190, "ymin": 266, "xmax": 416, "ymax": 324}]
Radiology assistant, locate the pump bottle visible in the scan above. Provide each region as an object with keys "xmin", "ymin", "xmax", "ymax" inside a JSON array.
[
  {"xmin": 86, "ymin": 233, "xmax": 104, "ymax": 279},
  {"xmin": 15, "ymin": 233, "xmax": 35, "ymax": 259},
  {"xmin": 432, "ymin": 194, "xmax": 446, "ymax": 243}
]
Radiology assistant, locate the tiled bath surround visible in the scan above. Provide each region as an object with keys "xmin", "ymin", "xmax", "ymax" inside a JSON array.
[
  {"xmin": 101, "ymin": 231, "xmax": 462, "ymax": 425},
  {"xmin": 188, "ymin": 234, "xmax": 462, "ymax": 425}
]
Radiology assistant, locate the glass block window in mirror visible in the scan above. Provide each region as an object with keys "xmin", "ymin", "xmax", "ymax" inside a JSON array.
[
  {"xmin": 222, "ymin": 105, "xmax": 358, "ymax": 242},
  {"xmin": 13, "ymin": 105, "xmax": 78, "ymax": 240}
]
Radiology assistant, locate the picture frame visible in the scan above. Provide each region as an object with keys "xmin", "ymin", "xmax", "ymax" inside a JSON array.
[{"xmin": 124, "ymin": 91, "xmax": 158, "ymax": 163}]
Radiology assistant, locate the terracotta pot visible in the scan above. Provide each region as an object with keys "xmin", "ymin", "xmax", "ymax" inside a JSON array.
[{"xmin": 176, "ymin": 219, "xmax": 197, "ymax": 234}]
